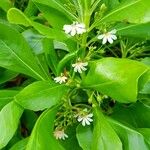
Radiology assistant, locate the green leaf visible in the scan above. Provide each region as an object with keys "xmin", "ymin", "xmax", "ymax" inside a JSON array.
[
  {"xmin": 105, "ymin": 0, "xmax": 120, "ymax": 9},
  {"xmin": 31, "ymin": 21, "xmax": 68, "ymax": 41},
  {"xmin": 7, "ymin": 8, "xmax": 68, "ymax": 41},
  {"xmin": 0, "ymin": 101, "xmax": 23, "ymax": 149},
  {"xmin": 7, "ymin": 8, "xmax": 31, "ymax": 27},
  {"xmin": 0, "ymin": 0, "xmax": 13, "ymax": 12},
  {"xmin": 26, "ymin": 106, "xmax": 64, "ymax": 150},
  {"xmin": 111, "ymin": 102, "xmax": 150, "ymax": 128},
  {"xmin": 57, "ymin": 51, "xmax": 78, "ymax": 74},
  {"xmin": 0, "ymin": 90, "xmax": 18, "ymax": 110},
  {"xmin": 33, "ymin": 0, "xmax": 76, "ymax": 29},
  {"xmin": 82, "ymin": 58, "xmax": 148, "ymax": 103},
  {"xmin": 92, "ymin": 107, "xmax": 122, "ymax": 150},
  {"xmin": 108, "ymin": 118, "xmax": 149, "ymax": 150},
  {"xmin": 117, "ymin": 23, "xmax": 150, "ymax": 39},
  {"xmin": 10, "ymin": 138, "xmax": 28, "ymax": 150},
  {"xmin": 22, "ymin": 29, "xmax": 45, "ymax": 55},
  {"xmin": 94, "ymin": 0, "xmax": 150, "ymax": 27},
  {"xmin": 60, "ymin": 125, "xmax": 82, "ymax": 150},
  {"xmin": 76, "ymin": 125, "xmax": 93, "ymax": 150},
  {"xmin": 141, "ymin": 57, "xmax": 150, "ymax": 67},
  {"xmin": 139, "ymin": 71, "xmax": 150, "ymax": 95},
  {"xmin": 43, "ymin": 39, "xmax": 58, "ymax": 75},
  {"xmin": 15, "ymin": 81, "xmax": 69, "ymax": 111},
  {"xmin": 0, "ymin": 68, "xmax": 18, "ymax": 84},
  {"xmin": 138, "ymin": 128, "xmax": 150, "ymax": 147},
  {"xmin": 0, "ymin": 22, "xmax": 50, "ymax": 81}
]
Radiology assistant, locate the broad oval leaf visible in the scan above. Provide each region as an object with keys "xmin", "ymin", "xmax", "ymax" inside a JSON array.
[
  {"xmin": 15, "ymin": 81, "xmax": 69, "ymax": 111},
  {"xmin": 92, "ymin": 107, "xmax": 122, "ymax": 150},
  {"xmin": 111, "ymin": 102, "xmax": 150, "ymax": 128},
  {"xmin": 26, "ymin": 106, "xmax": 64, "ymax": 150},
  {"xmin": 94, "ymin": 0, "xmax": 150, "ymax": 28},
  {"xmin": 0, "ymin": 101, "xmax": 23, "ymax": 149},
  {"xmin": 0, "ymin": 22, "xmax": 50, "ymax": 81},
  {"xmin": 7, "ymin": 8, "xmax": 68, "ymax": 41},
  {"xmin": 138, "ymin": 128, "xmax": 150, "ymax": 147},
  {"xmin": 76, "ymin": 125, "xmax": 93, "ymax": 150},
  {"xmin": 0, "ymin": 0, "xmax": 13, "ymax": 12},
  {"xmin": 32, "ymin": 0, "xmax": 76, "ymax": 29},
  {"xmin": 10, "ymin": 138, "xmax": 28, "ymax": 150},
  {"xmin": 82, "ymin": 58, "xmax": 148, "ymax": 103},
  {"xmin": 108, "ymin": 118, "xmax": 149, "ymax": 150},
  {"xmin": 117, "ymin": 23, "xmax": 150, "ymax": 39}
]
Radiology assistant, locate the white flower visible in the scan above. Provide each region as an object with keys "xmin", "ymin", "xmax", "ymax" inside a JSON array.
[
  {"xmin": 54, "ymin": 74, "xmax": 67, "ymax": 84},
  {"xmin": 63, "ymin": 22, "xmax": 86, "ymax": 36},
  {"xmin": 53, "ymin": 129, "xmax": 68, "ymax": 140},
  {"xmin": 77, "ymin": 112, "xmax": 93, "ymax": 126},
  {"xmin": 97, "ymin": 29, "xmax": 117, "ymax": 44},
  {"xmin": 72, "ymin": 60, "xmax": 88, "ymax": 73}
]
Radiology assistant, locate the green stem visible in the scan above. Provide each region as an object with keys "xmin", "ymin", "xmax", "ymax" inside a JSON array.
[{"xmin": 81, "ymin": 11, "xmax": 91, "ymax": 57}]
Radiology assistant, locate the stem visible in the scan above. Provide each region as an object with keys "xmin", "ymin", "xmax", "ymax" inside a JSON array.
[{"xmin": 81, "ymin": 11, "xmax": 91, "ymax": 57}]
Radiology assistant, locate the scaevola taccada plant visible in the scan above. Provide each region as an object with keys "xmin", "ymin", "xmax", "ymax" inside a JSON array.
[{"xmin": 0, "ymin": 0, "xmax": 150, "ymax": 149}]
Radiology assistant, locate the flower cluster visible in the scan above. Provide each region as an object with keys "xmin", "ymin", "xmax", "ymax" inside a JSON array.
[
  {"xmin": 53, "ymin": 108, "xmax": 93, "ymax": 140},
  {"xmin": 63, "ymin": 21, "xmax": 117, "ymax": 44},
  {"xmin": 54, "ymin": 59, "xmax": 88, "ymax": 84},
  {"xmin": 54, "ymin": 22, "xmax": 117, "ymax": 84}
]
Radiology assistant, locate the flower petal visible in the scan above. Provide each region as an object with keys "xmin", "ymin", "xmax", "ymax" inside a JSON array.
[
  {"xmin": 63, "ymin": 25, "xmax": 72, "ymax": 34},
  {"xmin": 111, "ymin": 34, "xmax": 117, "ymax": 40},
  {"xmin": 85, "ymin": 119, "xmax": 90, "ymax": 125},
  {"xmin": 102, "ymin": 37, "xmax": 107, "ymax": 44},
  {"xmin": 98, "ymin": 34, "xmax": 105, "ymax": 39},
  {"xmin": 107, "ymin": 37, "xmax": 113, "ymax": 44},
  {"xmin": 82, "ymin": 119, "xmax": 86, "ymax": 126},
  {"xmin": 70, "ymin": 28, "xmax": 76, "ymax": 36}
]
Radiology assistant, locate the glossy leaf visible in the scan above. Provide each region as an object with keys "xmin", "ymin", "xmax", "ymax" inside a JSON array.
[
  {"xmin": 83, "ymin": 58, "xmax": 149, "ymax": 103},
  {"xmin": 93, "ymin": 0, "xmax": 150, "ymax": 28},
  {"xmin": 92, "ymin": 107, "xmax": 122, "ymax": 150},
  {"xmin": 15, "ymin": 81, "xmax": 69, "ymax": 111},
  {"xmin": 33, "ymin": 0, "xmax": 76, "ymax": 29},
  {"xmin": 57, "ymin": 51, "xmax": 78, "ymax": 74},
  {"xmin": 76, "ymin": 125, "xmax": 93, "ymax": 150},
  {"xmin": 60, "ymin": 125, "xmax": 82, "ymax": 150},
  {"xmin": 0, "ymin": 68, "xmax": 18, "ymax": 84},
  {"xmin": 0, "ymin": 90, "xmax": 18, "ymax": 110},
  {"xmin": 22, "ymin": 29, "xmax": 44, "ymax": 55},
  {"xmin": 7, "ymin": 8, "xmax": 68, "ymax": 41},
  {"xmin": 10, "ymin": 138, "xmax": 28, "ymax": 150},
  {"xmin": 26, "ymin": 106, "xmax": 64, "ymax": 150},
  {"xmin": 0, "ymin": 22, "xmax": 50, "ymax": 81},
  {"xmin": 138, "ymin": 128, "xmax": 150, "ymax": 147},
  {"xmin": 0, "ymin": 101, "xmax": 23, "ymax": 149},
  {"xmin": 117, "ymin": 23, "xmax": 150, "ymax": 39},
  {"xmin": 108, "ymin": 118, "xmax": 149, "ymax": 150},
  {"xmin": 0, "ymin": 0, "xmax": 13, "ymax": 12},
  {"xmin": 43, "ymin": 39, "xmax": 58, "ymax": 75},
  {"xmin": 111, "ymin": 102, "xmax": 150, "ymax": 128}
]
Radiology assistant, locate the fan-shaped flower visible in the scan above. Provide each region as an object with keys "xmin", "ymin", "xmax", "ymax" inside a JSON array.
[
  {"xmin": 63, "ymin": 22, "xmax": 86, "ymax": 36},
  {"xmin": 98, "ymin": 29, "xmax": 117, "ymax": 44}
]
